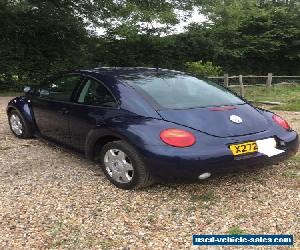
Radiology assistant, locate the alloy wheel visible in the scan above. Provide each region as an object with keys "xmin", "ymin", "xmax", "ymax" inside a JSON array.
[{"xmin": 10, "ymin": 114, "xmax": 23, "ymax": 136}]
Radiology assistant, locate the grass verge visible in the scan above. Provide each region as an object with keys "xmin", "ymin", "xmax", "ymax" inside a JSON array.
[
  {"xmin": 227, "ymin": 226, "xmax": 246, "ymax": 235},
  {"xmin": 0, "ymin": 92, "xmax": 22, "ymax": 97},
  {"xmin": 230, "ymin": 85, "xmax": 300, "ymax": 111}
]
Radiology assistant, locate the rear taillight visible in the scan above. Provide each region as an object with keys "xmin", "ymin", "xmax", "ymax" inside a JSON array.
[
  {"xmin": 160, "ymin": 128, "xmax": 196, "ymax": 147},
  {"xmin": 272, "ymin": 115, "xmax": 291, "ymax": 130}
]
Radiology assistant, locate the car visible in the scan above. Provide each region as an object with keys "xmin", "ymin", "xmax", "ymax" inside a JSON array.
[{"xmin": 7, "ymin": 67, "xmax": 299, "ymax": 189}]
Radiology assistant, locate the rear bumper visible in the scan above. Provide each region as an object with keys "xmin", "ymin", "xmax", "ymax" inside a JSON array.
[{"xmin": 140, "ymin": 131, "xmax": 299, "ymax": 179}]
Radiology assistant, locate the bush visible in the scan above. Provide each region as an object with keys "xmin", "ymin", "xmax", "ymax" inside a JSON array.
[{"xmin": 185, "ymin": 61, "xmax": 222, "ymax": 77}]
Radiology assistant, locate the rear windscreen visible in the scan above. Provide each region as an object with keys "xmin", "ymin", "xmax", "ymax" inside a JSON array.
[{"xmin": 125, "ymin": 75, "xmax": 245, "ymax": 109}]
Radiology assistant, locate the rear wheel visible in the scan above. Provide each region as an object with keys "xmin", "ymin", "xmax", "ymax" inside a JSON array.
[
  {"xmin": 100, "ymin": 140, "xmax": 154, "ymax": 189},
  {"xmin": 8, "ymin": 110, "xmax": 32, "ymax": 139}
]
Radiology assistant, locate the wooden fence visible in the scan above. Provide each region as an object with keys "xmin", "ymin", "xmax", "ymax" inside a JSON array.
[{"xmin": 208, "ymin": 74, "xmax": 300, "ymax": 97}]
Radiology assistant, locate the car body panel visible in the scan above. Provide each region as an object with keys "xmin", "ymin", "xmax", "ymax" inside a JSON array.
[
  {"xmin": 7, "ymin": 96, "xmax": 37, "ymax": 134},
  {"xmin": 31, "ymin": 98, "xmax": 71, "ymax": 144},
  {"xmin": 157, "ymin": 104, "xmax": 269, "ymax": 137},
  {"xmin": 68, "ymin": 104, "xmax": 132, "ymax": 152},
  {"xmin": 139, "ymin": 128, "xmax": 299, "ymax": 178},
  {"xmin": 6, "ymin": 67, "xmax": 299, "ymax": 180}
]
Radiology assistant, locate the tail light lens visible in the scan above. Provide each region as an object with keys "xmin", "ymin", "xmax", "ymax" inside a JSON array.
[
  {"xmin": 272, "ymin": 115, "xmax": 291, "ymax": 130},
  {"xmin": 160, "ymin": 129, "xmax": 196, "ymax": 147}
]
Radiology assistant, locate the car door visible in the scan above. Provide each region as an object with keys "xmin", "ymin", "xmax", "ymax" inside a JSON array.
[
  {"xmin": 68, "ymin": 77, "xmax": 119, "ymax": 151},
  {"xmin": 31, "ymin": 74, "xmax": 83, "ymax": 144}
]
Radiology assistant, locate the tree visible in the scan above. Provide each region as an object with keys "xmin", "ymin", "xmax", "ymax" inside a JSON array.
[
  {"xmin": 185, "ymin": 60, "xmax": 222, "ymax": 76},
  {"xmin": 188, "ymin": 0, "xmax": 300, "ymax": 74},
  {"xmin": 1, "ymin": 0, "xmax": 299, "ymax": 92},
  {"xmin": 0, "ymin": 0, "xmax": 197, "ymax": 90},
  {"xmin": 0, "ymin": 0, "xmax": 92, "ymax": 90}
]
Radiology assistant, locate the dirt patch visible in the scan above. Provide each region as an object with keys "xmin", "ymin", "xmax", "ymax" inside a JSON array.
[{"xmin": 0, "ymin": 96, "xmax": 299, "ymax": 249}]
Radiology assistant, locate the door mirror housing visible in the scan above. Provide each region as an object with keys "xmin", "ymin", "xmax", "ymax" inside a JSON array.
[{"xmin": 24, "ymin": 86, "xmax": 33, "ymax": 95}]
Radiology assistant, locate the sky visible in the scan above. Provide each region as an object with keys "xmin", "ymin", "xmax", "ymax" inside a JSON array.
[
  {"xmin": 91, "ymin": 8, "xmax": 206, "ymax": 36},
  {"xmin": 173, "ymin": 8, "xmax": 206, "ymax": 33}
]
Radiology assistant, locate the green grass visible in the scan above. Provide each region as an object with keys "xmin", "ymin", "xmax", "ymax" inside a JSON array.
[
  {"xmin": 48, "ymin": 219, "xmax": 119, "ymax": 249},
  {"xmin": 227, "ymin": 226, "xmax": 246, "ymax": 235},
  {"xmin": 290, "ymin": 155, "xmax": 300, "ymax": 164},
  {"xmin": 0, "ymin": 91, "xmax": 22, "ymax": 97},
  {"xmin": 190, "ymin": 191, "xmax": 216, "ymax": 202},
  {"xmin": 230, "ymin": 85, "xmax": 300, "ymax": 111},
  {"xmin": 234, "ymin": 213, "xmax": 248, "ymax": 219},
  {"xmin": 282, "ymin": 170, "xmax": 300, "ymax": 179}
]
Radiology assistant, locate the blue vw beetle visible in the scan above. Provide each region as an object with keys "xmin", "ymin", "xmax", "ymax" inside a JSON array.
[{"xmin": 7, "ymin": 68, "xmax": 299, "ymax": 189}]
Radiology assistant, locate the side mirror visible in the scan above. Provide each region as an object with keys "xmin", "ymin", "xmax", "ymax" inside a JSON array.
[{"xmin": 24, "ymin": 86, "xmax": 33, "ymax": 95}]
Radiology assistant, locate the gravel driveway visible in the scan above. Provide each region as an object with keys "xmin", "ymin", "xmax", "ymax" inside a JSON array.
[{"xmin": 0, "ymin": 97, "xmax": 299, "ymax": 249}]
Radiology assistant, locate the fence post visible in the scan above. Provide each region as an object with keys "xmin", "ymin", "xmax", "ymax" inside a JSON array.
[
  {"xmin": 266, "ymin": 73, "xmax": 273, "ymax": 88},
  {"xmin": 224, "ymin": 74, "xmax": 229, "ymax": 87},
  {"xmin": 239, "ymin": 75, "xmax": 245, "ymax": 97}
]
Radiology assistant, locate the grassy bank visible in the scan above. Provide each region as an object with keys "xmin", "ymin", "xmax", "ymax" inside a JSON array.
[
  {"xmin": 230, "ymin": 85, "xmax": 300, "ymax": 111},
  {"xmin": 0, "ymin": 92, "xmax": 22, "ymax": 97}
]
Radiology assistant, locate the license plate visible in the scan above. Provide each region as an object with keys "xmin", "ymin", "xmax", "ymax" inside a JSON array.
[{"xmin": 229, "ymin": 142, "xmax": 258, "ymax": 156}]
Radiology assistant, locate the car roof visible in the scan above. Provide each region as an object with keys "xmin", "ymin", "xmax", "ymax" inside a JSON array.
[{"xmin": 79, "ymin": 67, "xmax": 186, "ymax": 81}]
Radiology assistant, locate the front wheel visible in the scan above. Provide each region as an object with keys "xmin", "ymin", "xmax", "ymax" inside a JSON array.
[
  {"xmin": 8, "ymin": 110, "xmax": 32, "ymax": 139},
  {"xmin": 100, "ymin": 141, "xmax": 154, "ymax": 189}
]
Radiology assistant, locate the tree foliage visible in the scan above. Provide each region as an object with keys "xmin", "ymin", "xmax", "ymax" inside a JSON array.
[
  {"xmin": 0, "ymin": 0, "xmax": 299, "ymax": 91},
  {"xmin": 0, "ymin": 0, "xmax": 92, "ymax": 90},
  {"xmin": 193, "ymin": 0, "xmax": 300, "ymax": 74},
  {"xmin": 185, "ymin": 61, "xmax": 222, "ymax": 77}
]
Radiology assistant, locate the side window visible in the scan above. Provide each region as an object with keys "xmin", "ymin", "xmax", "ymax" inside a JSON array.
[
  {"xmin": 38, "ymin": 75, "xmax": 82, "ymax": 102},
  {"xmin": 77, "ymin": 78, "xmax": 117, "ymax": 107}
]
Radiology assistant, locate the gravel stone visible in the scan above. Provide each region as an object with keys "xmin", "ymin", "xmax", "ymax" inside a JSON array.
[{"xmin": 0, "ymin": 97, "xmax": 299, "ymax": 249}]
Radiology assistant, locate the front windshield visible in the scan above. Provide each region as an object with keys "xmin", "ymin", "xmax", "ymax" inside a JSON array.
[{"xmin": 126, "ymin": 75, "xmax": 245, "ymax": 109}]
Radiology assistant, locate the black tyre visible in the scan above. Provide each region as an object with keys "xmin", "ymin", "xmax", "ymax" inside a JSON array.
[
  {"xmin": 100, "ymin": 140, "xmax": 154, "ymax": 189},
  {"xmin": 8, "ymin": 110, "xmax": 32, "ymax": 139}
]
